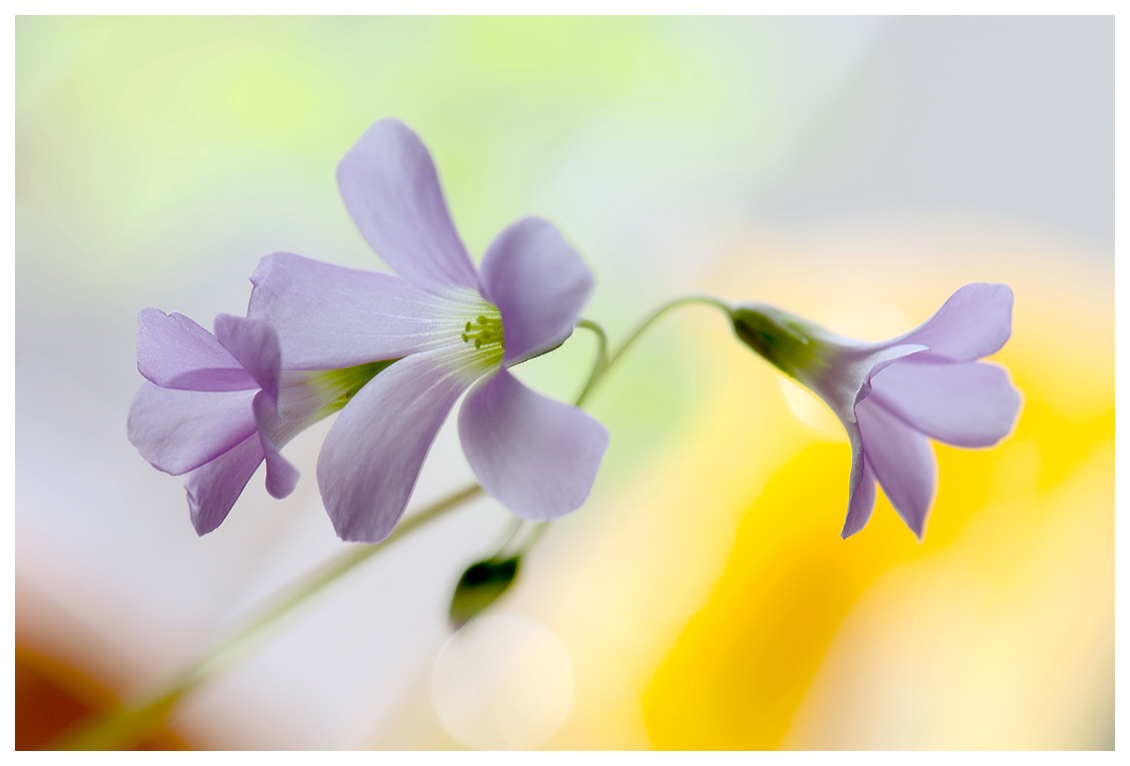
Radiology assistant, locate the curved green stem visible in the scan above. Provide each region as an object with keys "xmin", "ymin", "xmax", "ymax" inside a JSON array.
[
  {"xmin": 575, "ymin": 295, "xmax": 730, "ymax": 407},
  {"xmin": 54, "ymin": 483, "xmax": 483, "ymax": 750},
  {"xmin": 487, "ymin": 516, "xmax": 523, "ymax": 561},
  {"xmin": 574, "ymin": 318, "xmax": 609, "ymax": 406},
  {"xmin": 487, "ymin": 519, "xmax": 549, "ymax": 562}
]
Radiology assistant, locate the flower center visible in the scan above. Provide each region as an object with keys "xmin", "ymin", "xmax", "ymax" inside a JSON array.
[{"xmin": 460, "ymin": 308, "xmax": 505, "ymax": 367}]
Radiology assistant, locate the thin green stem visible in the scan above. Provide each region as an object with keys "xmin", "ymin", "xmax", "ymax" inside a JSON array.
[
  {"xmin": 487, "ymin": 516, "xmax": 523, "ymax": 561},
  {"xmin": 573, "ymin": 318, "xmax": 609, "ymax": 406},
  {"xmin": 575, "ymin": 295, "xmax": 730, "ymax": 407},
  {"xmin": 54, "ymin": 483, "xmax": 483, "ymax": 750},
  {"xmin": 514, "ymin": 522, "xmax": 549, "ymax": 557}
]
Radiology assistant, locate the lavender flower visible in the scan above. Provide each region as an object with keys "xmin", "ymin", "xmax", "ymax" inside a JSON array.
[
  {"xmin": 248, "ymin": 119, "xmax": 608, "ymax": 543},
  {"xmin": 127, "ymin": 310, "xmax": 388, "ymax": 534},
  {"xmin": 730, "ymin": 283, "xmax": 1021, "ymax": 539},
  {"xmin": 128, "ymin": 310, "xmax": 297, "ymax": 534}
]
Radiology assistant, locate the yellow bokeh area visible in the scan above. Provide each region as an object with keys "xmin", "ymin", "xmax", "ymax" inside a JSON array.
[{"xmin": 638, "ymin": 240, "xmax": 1114, "ymax": 749}]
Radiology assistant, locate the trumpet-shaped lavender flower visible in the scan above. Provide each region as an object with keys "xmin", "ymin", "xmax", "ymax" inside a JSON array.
[
  {"xmin": 730, "ymin": 283, "xmax": 1021, "ymax": 539},
  {"xmin": 248, "ymin": 119, "xmax": 608, "ymax": 543},
  {"xmin": 127, "ymin": 309, "xmax": 388, "ymax": 534}
]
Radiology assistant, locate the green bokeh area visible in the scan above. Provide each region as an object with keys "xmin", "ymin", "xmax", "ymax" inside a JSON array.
[{"xmin": 16, "ymin": 16, "xmax": 774, "ymax": 280}]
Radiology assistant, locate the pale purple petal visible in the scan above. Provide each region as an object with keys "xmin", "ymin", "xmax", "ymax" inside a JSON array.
[
  {"xmin": 214, "ymin": 314, "xmax": 282, "ymax": 401},
  {"xmin": 805, "ymin": 343, "xmax": 926, "ymax": 430},
  {"xmin": 185, "ymin": 434, "xmax": 265, "ymax": 535},
  {"xmin": 255, "ymin": 386, "xmax": 317, "ymax": 449},
  {"xmin": 336, "ymin": 119, "xmax": 478, "ymax": 292},
  {"xmin": 842, "ymin": 462, "xmax": 878, "ymax": 539},
  {"xmin": 260, "ymin": 432, "xmax": 300, "ymax": 499},
  {"xmin": 477, "ymin": 217, "xmax": 594, "ymax": 363},
  {"xmin": 252, "ymin": 391, "xmax": 301, "ymax": 499},
  {"xmin": 856, "ymin": 396, "xmax": 938, "ymax": 539},
  {"xmin": 458, "ymin": 368, "xmax": 608, "ymax": 521},
  {"xmin": 869, "ymin": 359, "xmax": 1022, "ymax": 448},
  {"xmin": 896, "ymin": 283, "xmax": 1013, "ymax": 362},
  {"xmin": 247, "ymin": 252, "xmax": 458, "ymax": 369},
  {"xmin": 137, "ymin": 309, "xmax": 255, "ymax": 391},
  {"xmin": 127, "ymin": 383, "xmax": 257, "ymax": 475},
  {"xmin": 316, "ymin": 351, "xmax": 471, "ymax": 543},
  {"xmin": 823, "ymin": 403, "xmax": 875, "ymax": 539}
]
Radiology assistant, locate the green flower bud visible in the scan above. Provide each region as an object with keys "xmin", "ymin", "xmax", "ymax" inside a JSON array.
[
  {"xmin": 448, "ymin": 555, "xmax": 521, "ymax": 629},
  {"xmin": 729, "ymin": 305, "xmax": 823, "ymax": 380}
]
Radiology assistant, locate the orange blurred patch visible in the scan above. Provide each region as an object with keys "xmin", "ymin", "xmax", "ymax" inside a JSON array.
[{"xmin": 15, "ymin": 647, "xmax": 191, "ymax": 751}]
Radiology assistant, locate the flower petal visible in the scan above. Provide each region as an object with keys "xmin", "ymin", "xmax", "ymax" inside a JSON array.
[
  {"xmin": 856, "ymin": 396, "xmax": 938, "ymax": 539},
  {"xmin": 842, "ymin": 460, "xmax": 878, "ymax": 539},
  {"xmin": 214, "ymin": 314, "xmax": 282, "ymax": 402},
  {"xmin": 260, "ymin": 432, "xmax": 300, "ymax": 500},
  {"xmin": 252, "ymin": 391, "xmax": 301, "ymax": 499},
  {"xmin": 477, "ymin": 217, "xmax": 594, "ymax": 363},
  {"xmin": 458, "ymin": 368, "xmax": 608, "ymax": 521},
  {"xmin": 336, "ymin": 119, "xmax": 478, "ymax": 292},
  {"xmin": 247, "ymin": 252, "xmax": 460, "ymax": 370},
  {"xmin": 316, "ymin": 350, "xmax": 471, "ymax": 543},
  {"xmin": 185, "ymin": 433, "xmax": 265, "ymax": 535},
  {"xmin": 897, "ymin": 283, "xmax": 1013, "ymax": 362},
  {"xmin": 870, "ymin": 359, "xmax": 1022, "ymax": 448},
  {"xmin": 127, "ymin": 383, "xmax": 257, "ymax": 475},
  {"xmin": 137, "ymin": 309, "xmax": 255, "ymax": 391},
  {"xmin": 806, "ymin": 343, "xmax": 926, "ymax": 429}
]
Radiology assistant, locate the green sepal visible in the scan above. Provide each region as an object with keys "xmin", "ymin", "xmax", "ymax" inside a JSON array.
[
  {"xmin": 448, "ymin": 555, "xmax": 521, "ymax": 629},
  {"xmin": 316, "ymin": 358, "xmax": 399, "ymax": 410},
  {"xmin": 729, "ymin": 307, "xmax": 818, "ymax": 379}
]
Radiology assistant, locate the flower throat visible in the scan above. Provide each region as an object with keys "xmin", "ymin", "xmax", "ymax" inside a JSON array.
[{"xmin": 461, "ymin": 308, "xmax": 504, "ymax": 367}]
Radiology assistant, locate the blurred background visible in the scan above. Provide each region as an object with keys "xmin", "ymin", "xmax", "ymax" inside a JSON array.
[{"xmin": 15, "ymin": 16, "xmax": 1113, "ymax": 749}]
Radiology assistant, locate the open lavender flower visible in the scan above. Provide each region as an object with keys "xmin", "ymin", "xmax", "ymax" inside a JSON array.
[
  {"xmin": 128, "ymin": 310, "xmax": 294, "ymax": 534},
  {"xmin": 730, "ymin": 283, "xmax": 1021, "ymax": 540},
  {"xmin": 128, "ymin": 307, "xmax": 395, "ymax": 535},
  {"xmin": 247, "ymin": 119, "xmax": 608, "ymax": 543}
]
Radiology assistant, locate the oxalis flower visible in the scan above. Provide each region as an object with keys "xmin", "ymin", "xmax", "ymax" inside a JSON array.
[
  {"xmin": 127, "ymin": 309, "xmax": 388, "ymax": 534},
  {"xmin": 246, "ymin": 119, "xmax": 609, "ymax": 543},
  {"xmin": 730, "ymin": 283, "xmax": 1022, "ymax": 540}
]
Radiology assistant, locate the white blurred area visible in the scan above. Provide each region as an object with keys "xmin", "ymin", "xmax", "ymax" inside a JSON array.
[
  {"xmin": 432, "ymin": 615, "xmax": 573, "ymax": 750},
  {"xmin": 15, "ymin": 17, "xmax": 1112, "ymax": 749}
]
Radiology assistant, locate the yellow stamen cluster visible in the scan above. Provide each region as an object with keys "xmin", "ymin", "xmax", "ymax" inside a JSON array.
[
  {"xmin": 462, "ymin": 314, "xmax": 505, "ymax": 351},
  {"xmin": 440, "ymin": 295, "xmax": 505, "ymax": 378}
]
